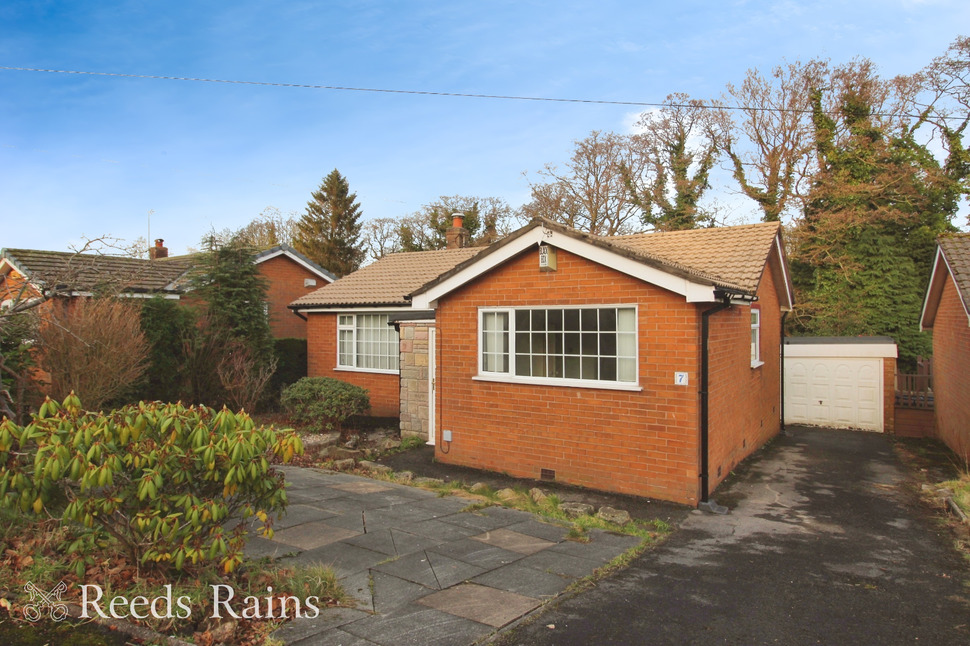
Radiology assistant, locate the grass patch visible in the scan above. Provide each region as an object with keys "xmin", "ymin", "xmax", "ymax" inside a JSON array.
[
  {"xmin": 942, "ymin": 471, "xmax": 970, "ymax": 516},
  {"xmin": 403, "ymin": 477, "xmax": 670, "ymax": 543}
]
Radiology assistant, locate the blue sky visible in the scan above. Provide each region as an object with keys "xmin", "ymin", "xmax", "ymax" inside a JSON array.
[{"xmin": 2, "ymin": 1, "xmax": 967, "ymax": 255}]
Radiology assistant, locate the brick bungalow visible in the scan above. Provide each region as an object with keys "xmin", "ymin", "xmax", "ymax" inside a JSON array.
[
  {"xmin": 296, "ymin": 217, "xmax": 793, "ymax": 506},
  {"xmin": 920, "ymin": 233, "xmax": 970, "ymax": 463},
  {"xmin": 0, "ymin": 240, "xmax": 333, "ymax": 339}
]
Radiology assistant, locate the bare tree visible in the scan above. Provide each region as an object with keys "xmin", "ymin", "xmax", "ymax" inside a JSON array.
[
  {"xmin": 723, "ymin": 60, "xmax": 826, "ymax": 222},
  {"xmin": 396, "ymin": 196, "xmax": 517, "ymax": 251},
  {"xmin": 234, "ymin": 207, "xmax": 299, "ymax": 249},
  {"xmin": 217, "ymin": 339, "xmax": 278, "ymax": 412},
  {"xmin": 523, "ymin": 131, "xmax": 646, "ymax": 235},
  {"xmin": 36, "ymin": 298, "xmax": 149, "ymax": 411},
  {"xmin": 1, "ymin": 236, "xmax": 144, "ymax": 421},
  {"xmin": 626, "ymin": 94, "xmax": 730, "ymax": 231},
  {"xmin": 362, "ymin": 217, "xmax": 403, "ymax": 263}
]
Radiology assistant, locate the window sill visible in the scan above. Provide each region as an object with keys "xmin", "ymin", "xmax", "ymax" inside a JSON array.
[
  {"xmin": 335, "ymin": 366, "xmax": 400, "ymax": 376},
  {"xmin": 473, "ymin": 374, "xmax": 643, "ymax": 392},
  {"xmin": 750, "ymin": 360, "xmax": 765, "ymax": 369}
]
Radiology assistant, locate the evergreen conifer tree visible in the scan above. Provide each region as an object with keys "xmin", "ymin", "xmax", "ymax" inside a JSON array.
[{"xmin": 294, "ymin": 170, "xmax": 365, "ymax": 277}]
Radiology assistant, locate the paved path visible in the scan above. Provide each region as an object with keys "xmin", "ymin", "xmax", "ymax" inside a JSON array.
[
  {"xmin": 247, "ymin": 468, "xmax": 640, "ymax": 645},
  {"xmin": 492, "ymin": 427, "xmax": 970, "ymax": 645}
]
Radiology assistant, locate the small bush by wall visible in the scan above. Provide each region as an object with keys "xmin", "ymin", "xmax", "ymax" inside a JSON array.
[{"xmin": 281, "ymin": 377, "xmax": 370, "ymax": 433}]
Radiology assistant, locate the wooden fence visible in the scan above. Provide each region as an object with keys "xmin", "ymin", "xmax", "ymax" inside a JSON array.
[{"xmin": 895, "ymin": 357, "xmax": 933, "ymax": 410}]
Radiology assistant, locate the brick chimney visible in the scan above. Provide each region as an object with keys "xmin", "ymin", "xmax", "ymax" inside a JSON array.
[
  {"xmin": 445, "ymin": 214, "xmax": 469, "ymax": 249},
  {"xmin": 149, "ymin": 238, "xmax": 169, "ymax": 259}
]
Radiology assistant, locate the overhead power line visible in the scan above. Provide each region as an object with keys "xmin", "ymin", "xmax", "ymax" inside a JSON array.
[{"xmin": 1, "ymin": 65, "xmax": 964, "ymax": 121}]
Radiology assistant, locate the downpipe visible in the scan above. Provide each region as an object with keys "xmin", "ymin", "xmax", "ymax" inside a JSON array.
[{"xmin": 698, "ymin": 294, "xmax": 732, "ymax": 515}]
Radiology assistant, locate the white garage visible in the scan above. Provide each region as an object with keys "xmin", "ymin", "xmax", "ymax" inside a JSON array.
[{"xmin": 784, "ymin": 337, "xmax": 897, "ymax": 432}]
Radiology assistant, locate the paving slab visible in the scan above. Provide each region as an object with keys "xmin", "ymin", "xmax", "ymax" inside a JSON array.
[
  {"xmin": 272, "ymin": 520, "xmax": 361, "ymax": 551},
  {"xmin": 372, "ymin": 550, "xmax": 487, "ymax": 590},
  {"xmin": 370, "ymin": 570, "xmax": 435, "ymax": 614},
  {"xmin": 244, "ymin": 534, "xmax": 301, "ymax": 560},
  {"xmin": 391, "ymin": 518, "xmax": 482, "ymax": 541},
  {"xmin": 273, "ymin": 503, "xmax": 339, "ymax": 530},
  {"xmin": 341, "ymin": 603, "xmax": 493, "ymax": 646},
  {"xmin": 546, "ymin": 530, "xmax": 642, "ymax": 563},
  {"xmin": 318, "ymin": 493, "xmax": 421, "ymax": 513},
  {"xmin": 287, "ymin": 540, "xmax": 389, "ymax": 577},
  {"xmin": 415, "ymin": 582, "xmax": 540, "ymax": 628},
  {"xmin": 290, "ymin": 628, "xmax": 373, "ymax": 646},
  {"xmin": 436, "ymin": 506, "xmax": 529, "ymax": 532},
  {"xmin": 343, "ymin": 527, "xmax": 446, "ymax": 556},
  {"xmin": 271, "ymin": 606, "xmax": 371, "ymax": 644},
  {"xmin": 502, "ymin": 518, "xmax": 571, "ymax": 542},
  {"xmin": 429, "ymin": 537, "xmax": 526, "ymax": 570},
  {"xmin": 470, "ymin": 527, "xmax": 555, "ymax": 555},
  {"xmin": 470, "ymin": 561, "xmax": 575, "ymax": 598},
  {"xmin": 361, "ymin": 502, "xmax": 456, "ymax": 525},
  {"xmin": 514, "ymin": 548, "xmax": 605, "ymax": 579}
]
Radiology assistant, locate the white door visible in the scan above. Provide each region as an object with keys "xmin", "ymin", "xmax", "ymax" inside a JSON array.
[
  {"xmin": 427, "ymin": 327, "xmax": 436, "ymax": 446},
  {"xmin": 785, "ymin": 357, "xmax": 883, "ymax": 432}
]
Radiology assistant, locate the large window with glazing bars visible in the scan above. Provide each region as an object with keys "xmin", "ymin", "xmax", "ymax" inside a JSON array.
[
  {"xmin": 337, "ymin": 313, "xmax": 399, "ymax": 372},
  {"xmin": 479, "ymin": 306, "xmax": 637, "ymax": 386}
]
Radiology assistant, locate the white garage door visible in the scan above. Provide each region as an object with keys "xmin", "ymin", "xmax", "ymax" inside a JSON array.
[{"xmin": 785, "ymin": 357, "xmax": 883, "ymax": 432}]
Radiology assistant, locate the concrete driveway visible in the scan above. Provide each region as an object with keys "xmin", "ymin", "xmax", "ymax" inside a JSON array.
[{"xmin": 492, "ymin": 427, "xmax": 970, "ymax": 645}]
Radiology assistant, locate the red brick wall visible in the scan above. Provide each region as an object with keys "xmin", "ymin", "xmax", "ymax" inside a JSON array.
[
  {"xmin": 257, "ymin": 255, "xmax": 327, "ymax": 339},
  {"xmin": 433, "ymin": 247, "xmax": 703, "ymax": 505},
  {"xmin": 306, "ymin": 312, "xmax": 400, "ymax": 417},
  {"xmin": 933, "ymin": 276, "xmax": 970, "ymax": 462},
  {"xmin": 706, "ymin": 250, "xmax": 782, "ymax": 493},
  {"xmin": 882, "ymin": 356, "xmax": 896, "ymax": 434}
]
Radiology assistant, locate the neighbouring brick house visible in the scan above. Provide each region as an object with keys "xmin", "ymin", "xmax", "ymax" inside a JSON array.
[
  {"xmin": 296, "ymin": 217, "xmax": 793, "ymax": 506},
  {"xmin": 0, "ymin": 240, "xmax": 333, "ymax": 339},
  {"xmin": 920, "ymin": 233, "xmax": 970, "ymax": 462},
  {"xmin": 252, "ymin": 245, "xmax": 335, "ymax": 338}
]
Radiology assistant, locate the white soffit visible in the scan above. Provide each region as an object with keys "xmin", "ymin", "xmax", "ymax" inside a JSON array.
[
  {"xmin": 410, "ymin": 227, "xmax": 718, "ymax": 309},
  {"xmin": 784, "ymin": 343, "xmax": 898, "ymax": 359}
]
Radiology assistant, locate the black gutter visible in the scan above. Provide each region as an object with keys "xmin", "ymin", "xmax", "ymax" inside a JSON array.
[{"xmin": 698, "ymin": 293, "xmax": 732, "ymax": 514}]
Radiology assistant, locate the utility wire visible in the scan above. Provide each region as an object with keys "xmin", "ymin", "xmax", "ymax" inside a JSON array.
[{"xmin": 1, "ymin": 65, "xmax": 965, "ymax": 121}]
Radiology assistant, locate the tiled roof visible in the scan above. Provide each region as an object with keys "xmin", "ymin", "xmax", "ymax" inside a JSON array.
[
  {"xmin": 604, "ymin": 222, "xmax": 782, "ymax": 294},
  {"xmin": 253, "ymin": 244, "xmax": 336, "ymax": 281},
  {"xmin": 1, "ymin": 248, "xmax": 193, "ymax": 293},
  {"xmin": 290, "ymin": 247, "xmax": 484, "ymax": 308},
  {"xmin": 940, "ymin": 233, "xmax": 970, "ymax": 309}
]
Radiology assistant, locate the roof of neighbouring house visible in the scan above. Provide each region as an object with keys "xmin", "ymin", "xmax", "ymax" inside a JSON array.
[
  {"xmin": 289, "ymin": 247, "xmax": 485, "ymax": 309},
  {"xmin": 921, "ymin": 233, "xmax": 970, "ymax": 329},
  {"xmin": 0, "ymin": 248, "xmax": 195, "ymax": 294},
  {"xmin": 253, "ymin": 244, "xmax": 337, "ymax": 282},
  {"xmin": 940, "ymin": 234, "xmax": 970, "ymax": 308}
]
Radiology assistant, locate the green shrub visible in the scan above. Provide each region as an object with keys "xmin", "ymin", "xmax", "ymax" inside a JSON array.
[
  {"xmin": 0, "ymin": 393, "xmax": 303, "ymax": 575},
  {"xmin": 280, "ymin": 377, "xmax": 370, "ymax": 433}
]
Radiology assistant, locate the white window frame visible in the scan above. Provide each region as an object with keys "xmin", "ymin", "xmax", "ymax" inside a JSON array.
[
  {"xmin": 750, "ymin": 306, "xmax": 764, "ymax": 368},
  {"xmin": 475, "ymin": 305, "xmax": 642, "ymax": 391},
  {"xmin": 336, "ymin": 313, "xmax": 400, "ymax": 374}
]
